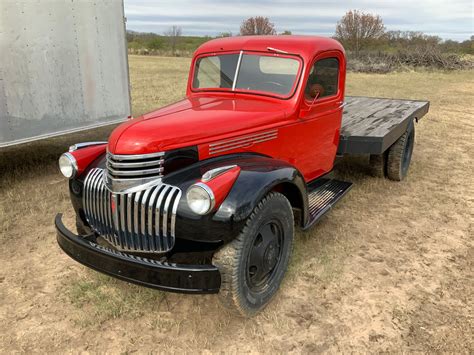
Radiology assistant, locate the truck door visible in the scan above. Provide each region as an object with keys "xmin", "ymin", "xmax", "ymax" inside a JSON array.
[{"xmin": 297, "ymin": 51, "xmax": 345, "ymax": 181}]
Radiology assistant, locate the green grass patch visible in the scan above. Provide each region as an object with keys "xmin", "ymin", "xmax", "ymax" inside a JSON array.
[{"xmin": 65, "ymin": 272, "xmax": 165, "ymax": 326}]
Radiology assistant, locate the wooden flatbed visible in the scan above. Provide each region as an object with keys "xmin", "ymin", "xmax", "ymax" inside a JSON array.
[{"xmin": 338, "ymin": 96, "xmax": 430, "ymax": 155}]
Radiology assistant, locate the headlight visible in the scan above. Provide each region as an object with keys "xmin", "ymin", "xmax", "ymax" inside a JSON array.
[
  {"xmin": 186, "ymin": 183, "xmax": 215, "ymax": 215},
  {"xmin": 58, "ymin": 153, "xmax": 78, "ymax": 178}
]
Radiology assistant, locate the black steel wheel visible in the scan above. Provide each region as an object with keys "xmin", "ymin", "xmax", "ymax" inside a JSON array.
[
  {"xmin": 246, "ymin": 219, "xmax": 284, "ymax": 292},
  {"xmin": 387, "ymin": 121, "xmax": 415, "ymax": 181},
  {"xmin": 213, "ymin": 192, "xmax": 294, "ymax": 317}
]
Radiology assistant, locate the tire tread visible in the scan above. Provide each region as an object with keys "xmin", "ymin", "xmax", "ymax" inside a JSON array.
[{"xmin": 212, "ymin": 192, "xmax": 293, "ymax": 317}]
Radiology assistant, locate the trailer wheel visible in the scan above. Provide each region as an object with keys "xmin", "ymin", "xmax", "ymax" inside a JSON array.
[
  {"xmin": 213, "ymin": 192, "xmax": 294, "ymax": 317},
  {"xmin": 387, "ymin": 122, "xmax": 415, "ymax": 181},
  {"xmin": 369, "ymin": 153, "xmax": 387, "ymax": 178}
]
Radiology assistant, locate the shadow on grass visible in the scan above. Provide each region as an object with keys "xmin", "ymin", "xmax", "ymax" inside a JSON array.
[{"xmin": 0, "ymin": 125, "xmax": 117, "ymax": 181}]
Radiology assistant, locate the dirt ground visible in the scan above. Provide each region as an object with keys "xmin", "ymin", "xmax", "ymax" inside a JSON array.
[{"xmin": 1, "ymin": 56, "xmax": 473, "ymax": 353}]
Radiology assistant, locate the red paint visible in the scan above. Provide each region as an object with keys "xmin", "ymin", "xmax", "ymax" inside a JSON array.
[
  {"xmin": 200, "ymin": 166, "xmax": 241, "ymax": 211},
  {"xmin": 69, "ymin": 144, "xmax": 107, "ymax": 177},
  {"xmin": 107, "ymin": 36, "xmax": 347, "ymax": 183}
]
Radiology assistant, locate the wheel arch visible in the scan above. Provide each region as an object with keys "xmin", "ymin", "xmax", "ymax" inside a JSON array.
[
  {"xmin": 269, "ymin": 181, "xmax": 306, "ymax": 227},
  {"xmin": 211, "ymin": 156, "xmax": 309, "ymax": 233},
  {"xmin": 166, "ymin": 153, "xmax": 310, "ymax": 244}
]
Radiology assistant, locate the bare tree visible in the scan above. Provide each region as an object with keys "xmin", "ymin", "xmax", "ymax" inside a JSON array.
[
  {"xmin": 164, "ymin": 25, "xmax": 182, "ymax": 56},
  {"xmin": 240, "ymin": 17, "xmax": 276, "ymax": 36},
  {"xmin": 335, "ymin": 10, "xmax": 385, "ymax": 57}
]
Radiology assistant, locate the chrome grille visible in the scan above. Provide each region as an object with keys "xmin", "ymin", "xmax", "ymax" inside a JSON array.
[
  {"xmin": 83, "ymin": 168, "xmax": 182, "ymax": 253},
  {"xmin": 105, "ymin": 151, "xmax": 165, "ymax": 193}
]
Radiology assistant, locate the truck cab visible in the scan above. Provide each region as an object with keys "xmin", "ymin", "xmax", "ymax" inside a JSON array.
[{"xmin": 55, "ymin": 36, "xmax": 429, "ymax": 316}]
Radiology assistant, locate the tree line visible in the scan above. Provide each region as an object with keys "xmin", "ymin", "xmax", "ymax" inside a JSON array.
[{"xmin": 127, "ymin": 11, "xmax": 473, "ymax": 60}]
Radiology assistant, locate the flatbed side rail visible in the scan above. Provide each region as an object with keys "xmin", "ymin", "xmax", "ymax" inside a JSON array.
[{"xmin": 338, "ymin": 96, "xmax": 429, "ymax": 155}]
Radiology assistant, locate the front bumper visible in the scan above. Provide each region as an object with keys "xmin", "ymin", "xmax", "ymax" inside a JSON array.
[{"xmin": 55, "ymin": 214, "xmax": 221, "ymax": 294}]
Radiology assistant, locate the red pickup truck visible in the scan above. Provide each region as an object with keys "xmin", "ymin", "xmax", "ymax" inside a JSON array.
[{"xmin": 55, "ymin": 36, "xmax": 429, "ymax": 316}]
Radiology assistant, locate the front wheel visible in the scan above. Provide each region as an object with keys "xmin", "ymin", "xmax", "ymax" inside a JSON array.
[{"xmin": 213, "ymin": 192, "xmax": 294, "ymax": 317}]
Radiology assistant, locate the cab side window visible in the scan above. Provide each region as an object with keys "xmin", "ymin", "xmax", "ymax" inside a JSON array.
[{"xmin": 305, "ymin": 57, "xmax": 339, "ymax": 100}]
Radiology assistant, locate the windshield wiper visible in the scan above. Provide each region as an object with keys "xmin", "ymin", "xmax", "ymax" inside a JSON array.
[{"xmin": 267, "ymin": 47, "xmax": 288, "ymax": 54}]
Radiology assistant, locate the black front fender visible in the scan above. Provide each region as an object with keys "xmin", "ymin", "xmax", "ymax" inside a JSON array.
[{"xmin": 164, "ymin": 154, "xmax": 308, "ymax": 244}]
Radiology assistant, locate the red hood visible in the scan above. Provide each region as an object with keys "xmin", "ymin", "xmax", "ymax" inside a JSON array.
[{"xmin": 108, "ymin": 96, "xmax": 292, "ymax": 155}]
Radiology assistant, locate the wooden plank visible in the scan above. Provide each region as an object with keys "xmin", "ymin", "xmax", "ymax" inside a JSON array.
[{"xmin": 339, "ymin": 96, "xmax": 429, "ymax": 154}]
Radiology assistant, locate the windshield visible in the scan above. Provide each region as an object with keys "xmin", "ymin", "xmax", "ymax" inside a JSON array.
[{"xmin": 192, "ymin": 52, "xmax": 301, "ymax": 97}]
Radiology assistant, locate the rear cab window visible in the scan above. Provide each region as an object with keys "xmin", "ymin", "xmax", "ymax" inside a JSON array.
[{"xmin": 304, "ymin": 57, "xmax": 339, "ymax": 101}]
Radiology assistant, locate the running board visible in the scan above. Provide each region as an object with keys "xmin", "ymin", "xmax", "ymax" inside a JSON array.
[{"xmin": 303, "ymin": 179, "xmax": 353, "ymax": 230}]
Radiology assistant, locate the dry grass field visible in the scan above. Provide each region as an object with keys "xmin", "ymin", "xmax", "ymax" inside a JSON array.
[{"xmin": 1, "ymin": 55, "xmax": 473, "ymax": 353}]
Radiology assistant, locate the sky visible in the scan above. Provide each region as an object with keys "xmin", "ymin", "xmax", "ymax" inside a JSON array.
[{"xmin": 124, "ymin": 0, "xmax": 473, "ymax": 41}]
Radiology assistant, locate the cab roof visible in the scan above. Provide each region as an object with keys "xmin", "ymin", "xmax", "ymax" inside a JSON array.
[{"xmin": 194, "ymin": 35, "xmax": 344, "ymax": 62}]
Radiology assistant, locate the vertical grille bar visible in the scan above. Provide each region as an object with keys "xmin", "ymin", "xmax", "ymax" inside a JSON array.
[
  {"xmin": 141, "ymin": 189, "xmax": 151, "ymax": 250},
  {"xmin": 126, "ymin": 193, "xmax": 135, "ymax": 250},
  {"xmin": 120, "ymin": 194, "xmax": 128, "ymax": 249},
  {"xmin": 91, "ymin": 169, "xmax": 102, "ymax": 228},
  {"xmin": 83, "ymin": 168, "xmax": 181, "ymax": 253},
  {"xmin": 163, "ymin": 188, "xmax": 176, "ymax": 238},
  {"xmin": 134, "ymin": 191, "xmax": 143, "ymax": 250},
  {"xmin": 155, "ymin": 185, "xmax": 171, "ymax": 238},
  {"xmin": 171, "ymin": 189, "xmax": 182, "ymax": 238},
  {"xmin": 147, "ymin": 185, "xmax": 160, "ymax": 251},
  {"xmin": 98, "ymin": 182, "xmax": 107, "ymax": 234},
  {"xmin": 104, "ymin": 187, "xmax": 114, "ymax": 243}
]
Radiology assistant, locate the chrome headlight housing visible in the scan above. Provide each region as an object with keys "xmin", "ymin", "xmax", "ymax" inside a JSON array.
[
  {"xmin": 58, "ymin": 153, "xmax": 78, "ymax": 179},
  {"xmin": 186, "ymin": 182, "xmax": 215, "ymax": 215}
]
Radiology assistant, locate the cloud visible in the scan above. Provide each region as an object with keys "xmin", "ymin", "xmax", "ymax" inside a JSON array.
[{"xmin": 124, "ymin": 0, "xmax": 473, "ymax": 40}]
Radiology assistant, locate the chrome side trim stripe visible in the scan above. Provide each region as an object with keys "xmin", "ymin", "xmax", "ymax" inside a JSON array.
[{"xmin": 209, "ymin": 129, "xmax": 278, "ymax": 155}]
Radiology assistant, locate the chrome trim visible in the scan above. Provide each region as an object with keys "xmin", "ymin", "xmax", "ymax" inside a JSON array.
[
  {"xmin": 171, "ymin": 189, "xmax": 182, "ymax": 237},
  {"xmin": 104, "ymin": 175, "xmax": 163, "ymax": 195},
  {"xmin": 83, "ymin": 168, "xmax": 181, "ymax": 253},
  {"xmin": 202, "ymin": 165, "xmax": 237, "ymax": 182},
  {"xmin": 107, "ymin": 166, "xmax": 164, "ymax": 176},
  {"xmin": 156, "ymin": 185, "xmax": 170, "ymax": 245},
  {"xmin": 68, "ymin": 141, "xmax": 107, "ymax": 152},
  {"xmin": 60, "ymin": 152, "xmax": 78, "ymax": 179},
  {"xmin": 107, "ymin": 159, "xmax": 164, "ymax": 168},
  {"xmin": 109, "ymin": 151, "xmax": 165, "ymax": 160},
  {"xmin": 209, "ymin": 129, "xmax": 278, "ymax": 155},
  {"xmin": 231, "ymin": 50, "xmax": 243, "ymax": 91},
  {"xmin": 187, "ymin": 182, "xmax": 216, "ymax": 215},
  {"xmin": 105, "ymin": 151, "xmax": 166, "ymax": 194}
]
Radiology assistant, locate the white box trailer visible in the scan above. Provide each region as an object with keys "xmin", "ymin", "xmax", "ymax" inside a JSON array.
[{"xmin": 0, "ymin": 0, "xmax": 131, "ymax": 148}]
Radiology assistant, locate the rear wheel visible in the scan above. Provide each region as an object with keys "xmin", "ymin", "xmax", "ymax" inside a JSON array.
[
  {"xmin": 387, "ymin": 122, "xmax": 415, "ymax": 181},
  {"xmin": 213, "ymin": 192, "xmax": 294, "ymax": 317}
]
